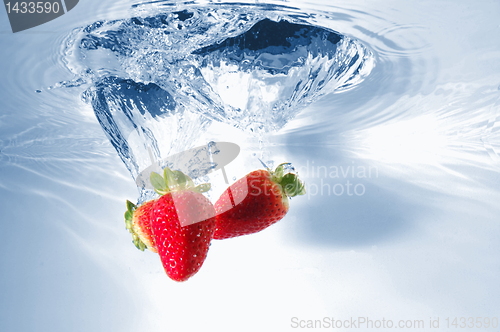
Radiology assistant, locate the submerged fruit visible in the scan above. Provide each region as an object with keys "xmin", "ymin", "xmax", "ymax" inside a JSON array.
[
  {"xmin": 213, "ymin": 163, "xmax": 305, "ymax": 239},
  {"xmin": 149, "ymin": 168, "xmax": 216, "ymax": 282},
  {"xmin": 124, "ymin": 199, "xmax": 157, "ymax": 252}
]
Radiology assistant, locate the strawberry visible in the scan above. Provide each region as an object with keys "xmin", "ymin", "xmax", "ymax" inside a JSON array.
[
  {"xmin": 124, "ymin": 199, "xmax": 157, "ymax": 252},
  {"xmin": 149, "ymin": 168, "xmax": 216, "ymax": 282},
  {"xmin": 213, "ymin": 163, "xmax": 305, "ymax": 240}
]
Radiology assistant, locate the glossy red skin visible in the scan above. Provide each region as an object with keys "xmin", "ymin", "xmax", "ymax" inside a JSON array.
[
  {"xmin": 150, "ymin": 191, "xmax": 216, "ymax": 282},
  {"xmin": 213, "ymin": 170, "xmax": 289, "ymax": 240}
]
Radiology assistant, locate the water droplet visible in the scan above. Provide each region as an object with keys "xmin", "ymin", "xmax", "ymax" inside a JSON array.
[{"xmin": 208, "ymin": 141, "xmax": 220, "ymax": 154}]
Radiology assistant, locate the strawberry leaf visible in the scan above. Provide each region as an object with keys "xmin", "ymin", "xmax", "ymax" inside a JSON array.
[
  {"xmin": 163, "ymin": 168, "xmax": 176, "ymax": 189},
  {"xmin": 124, "ymin": 200, "xmax": 148, "ymax": 252},
  {"xmin": 193, "ymin": 183, "xmax": 211, "ymax": 193},
  {"xmin": 279, "ymin": 173, "xmax": 306, "ymax": 197},
  {"xmin": 124, "ymin": 210, "xmax": 133, "ymax": 223},
  {"xmin": 150, "ymin": 167, "xmax": 212, "ymax": 195},
  {"xmin": 133, "ymin": 236, "xmax": 147, "ymax": 251},
  {"xmin": 273, "ymin": 163, "xmax": 287, "ymax": 181},
  {"xmin": 126, "ymin": 200, "xmax": 136, "ymax": 213},
  {"xmin": 171, "ymin": 170, "xmax": 194, "ymax": 190},
  {"xmin": 151, "ymin": 172, "xmax": 168, "ymax": 193}
]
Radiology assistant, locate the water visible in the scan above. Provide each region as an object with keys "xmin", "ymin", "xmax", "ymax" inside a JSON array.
[
  {"xmin": 60, "ymin": 4, "xmax": 374, "ymax": 198},
  {"xmin": 1, "ymin": 0, "xmax": 499, "ymax": 331}
]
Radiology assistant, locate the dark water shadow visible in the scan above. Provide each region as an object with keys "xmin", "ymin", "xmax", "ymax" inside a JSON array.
[{"xmin": 275, "ymin": 144, "xmax": 440, "ymax": 248}]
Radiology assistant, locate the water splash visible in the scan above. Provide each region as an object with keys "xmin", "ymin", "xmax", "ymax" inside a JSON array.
[{"xmin": 61, "ymin": 4, "xmax": 374, "ymax": 192}]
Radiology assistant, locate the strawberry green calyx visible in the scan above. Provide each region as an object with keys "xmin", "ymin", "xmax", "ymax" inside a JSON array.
[
  {"xmin": 271, "ymin": 163, "xmax": 306, "ymax": 198},
  {"xmin": 150, "ymin": 167, "xmax": 211, "ymax": 196},
  {"xmin": 124, "ymin": 200, "xmax": 148, "ymax": 251}
]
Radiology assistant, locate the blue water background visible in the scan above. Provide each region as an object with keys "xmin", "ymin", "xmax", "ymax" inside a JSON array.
[{"xmin": 1, "ymin": 0, "xmax": 499, "ymax": 331}]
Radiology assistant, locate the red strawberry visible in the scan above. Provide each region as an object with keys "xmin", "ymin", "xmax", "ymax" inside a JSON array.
[
  {"xmin": 149, "ymin": 168, "xmax": 216, "ymax": 282},
  {"xmin": 213, "ymin": 163, "xmax": 305, "ymax": 240},
  {"xmin": 124, "ymin": 199, "xmax": 157, "ymax": 252}
]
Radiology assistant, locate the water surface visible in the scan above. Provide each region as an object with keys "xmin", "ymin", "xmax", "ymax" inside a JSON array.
[{"xmin": 0, "ymin": 0, "xmax": 499, "ymax": 331}]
